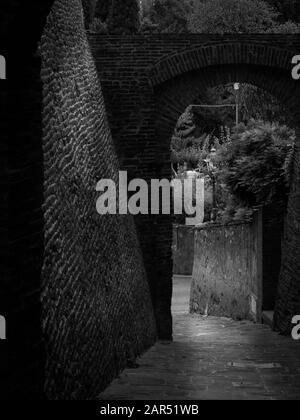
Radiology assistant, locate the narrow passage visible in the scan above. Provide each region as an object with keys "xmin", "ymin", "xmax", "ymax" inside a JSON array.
[{"xmin": 98, "ymin": 276, "xmax": 300, "ymax": 400}]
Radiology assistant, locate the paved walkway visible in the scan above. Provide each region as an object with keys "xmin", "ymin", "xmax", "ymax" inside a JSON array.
[{"xmin": 98, "ymin": 277, "xmax": 300, "ymax": 400}]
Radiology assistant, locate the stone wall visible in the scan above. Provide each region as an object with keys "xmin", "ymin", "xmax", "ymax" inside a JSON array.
[
  {"xmin": 190, "ymin": 213, "xmax": 263, "ymax": 322},
  {"xmin": 40, "ymin": 0, "xmax": 156, "ymax": 400}
]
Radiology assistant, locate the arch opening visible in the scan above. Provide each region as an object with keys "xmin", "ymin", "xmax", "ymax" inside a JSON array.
[{"xmin": 152, "ymin": 64, "xmax": 300, "ymax": 336}]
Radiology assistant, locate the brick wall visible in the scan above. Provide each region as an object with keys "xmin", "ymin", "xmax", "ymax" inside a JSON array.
[
  {"xmin": 2, "ymin": 6, "xmax": 300, "ymax": 400},
  {"xmin": 190, "ymin": 213, "xmax": 263, "ymax": 322},
  {"xmin": 1, "ymin": 0, "xmax": 156, "ymax": 400},
  {"xmin": 262, "ymin": 204, "xmax": 285, "ymax": 311},
  {"xmin": 40, "ymin": 0, "xmax": 156, "ymax": 400},
  {"xmin": 274, "ymin": 142, "xmax": 300, "ymax": 334}
]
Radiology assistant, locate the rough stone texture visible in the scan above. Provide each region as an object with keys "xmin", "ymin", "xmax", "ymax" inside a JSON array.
[
  {"xmin": 190, "ymin": 215, "xmax": 263, "ymax": 322},
  {"xmin": 274, "ymin": 142, "xmax": 300, "ymax": 334},
  {"xmin": 89, "ymin": 34, "xmax": 300, "ymax": 338},
  {"xmin": 172, "ymin": 225, "xmax": 195, "ymax": 276},
  {"xmin": 40, "ymin": 0, "xmax": 156, "ymax": 400}
]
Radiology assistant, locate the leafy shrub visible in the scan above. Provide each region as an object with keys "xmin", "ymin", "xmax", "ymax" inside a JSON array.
[
  {"xmin": 89, "ymin": 17, "xmax": 108, "ymax": 33},
  {"xmin": 214, "ymin": 121, "xmax": 295, "ymax": 208},
  {"xmin": 188, "ymin": 0, "xmax": 279, "ymax": 33},
  {"xmin": 140, "ymin": 0, "xmax": 192, "ymax": 33},
  {"xmin": 95, "ymin": 0, "xmax": 112, "ymax": 22},
  {"xmin": 82, "ymin": 0, "xmax": 97, "ymax": 28}
]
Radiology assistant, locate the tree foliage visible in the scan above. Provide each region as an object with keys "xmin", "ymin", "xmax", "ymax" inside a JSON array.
[
  {"xmin": 213, "ymin": 121, "xmax": 295, "ymax": 208},
  {"xmin": 237, "ymin": 85, "xmax": 294, "ymax": 125},
  {"xmin": 188, "ymin": 0, "xmax": 280, "ymax": 33},
  {"xmin": 266, "ymin": 20, "xmax": 300, "ymax": 32},
  {"xmin": 94, "ymin": 0, "xmax": 112, "ymax": 22},
  {"xmin": 140, "ymin": 0, "xmax": 193, "ymax": 33},
  {"xmin": 92, "ymin": 0, "xmax": 300, "ymax": 33},
  {"xmin": 171, "ymin": 108, "xmax": 207, "ymax": 168},
  {"xmin": 82, "ymin": 0, "xmax": 97, "ymax": 28},
  {"xmin": 170, "ymin": 82, "xmax": 294, "ymax": 172},
  {"xmin": 106, "ymin": 0, "xmax": 140, "ymax": 34},
  {"xmin": 265, "ymin": 0, "xmax": 300, "ymax": 22}
]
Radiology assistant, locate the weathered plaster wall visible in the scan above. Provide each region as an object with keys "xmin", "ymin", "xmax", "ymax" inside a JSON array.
[
  {"xmin": 190, "ymin": 214, "xmax": 263, "ymax": 321},
  {"xmin": 172, "ymin": 225, "xmax": 195, "ymax": 276}
]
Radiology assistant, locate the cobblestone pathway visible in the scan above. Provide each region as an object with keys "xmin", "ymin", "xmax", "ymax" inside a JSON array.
[{"xmin": 99, "ymin": 277, "xmax": 300, "ymax": 400}]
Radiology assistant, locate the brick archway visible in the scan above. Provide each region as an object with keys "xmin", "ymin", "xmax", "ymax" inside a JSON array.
[
  {"xmin": 153, "ymin": 62, "xmax": 300, "ymax": 177},
  {"xmin": 150, "ymin": 42, "xmax": 300, "ymax": 157},
  {"xmin": 149, "ymin": 48, "xmax": 300, "ymax": 343},
  {"xmin": 4, "ymin": 17, "xmax": 300, "ymax": 398},
  {"xmin": 151, "ymin": 57, "xmax": 300, "ymax": 341},
  {"xmin": 90, "ymin": 35, "xmax": 300, "ymax": 341},
  {"xmin": 149, "ymin": 42, "xmax": 300, "ymax": 87},
  {"xmin": 154, "ymin": 64, "xmax": 300, "ymax": 342}
]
